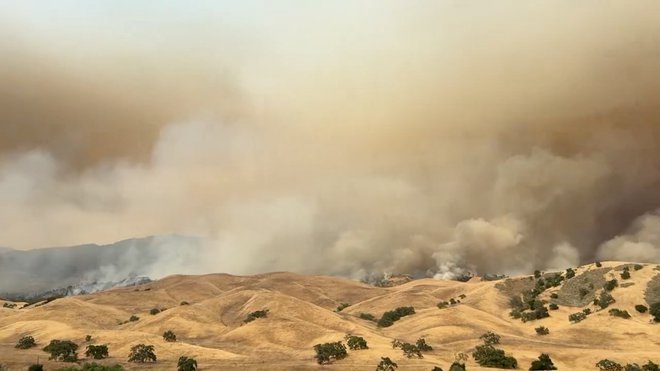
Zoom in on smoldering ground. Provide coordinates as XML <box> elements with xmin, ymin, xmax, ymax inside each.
<box><xmin>1</xmin><ymin>1</ymin><xmax>660</xmax><ymax>283</ymax></box>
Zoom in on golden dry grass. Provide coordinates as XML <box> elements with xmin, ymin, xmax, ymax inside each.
<box><xmin>0</xmin><ymin>262</ymin><xmax>658</xmax><ymax>370</ymax></box>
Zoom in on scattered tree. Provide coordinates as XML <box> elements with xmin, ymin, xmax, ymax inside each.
<box><xmin>642</xmin><ymin>361</ymin><xmax>659</xmax><ymax>371</ymax></box>
<box><xmin>549</xmin><ymin>303</ymin><xmax>559</xmax><ymax>310</ymax></box>
<box><xmin>85</xmin><ymin>344</ymin><xmax>109</xmax><ymax>359</ymax></box>
<box><xmin>85</xmin><ymin>335</ymin><xmax>92</xmax><ymax>342</ymax></box>
<box><xmin>480</xmin><ymin>331</ymin><xmax>501</xmax><ymax>345</ymax></box>
<box><xmin>550</xmin><ymin>293</ymin><xmax>558</xmax><ymax>299</ymax></box>
<box><xmin>163</xmin><ymin>330</ymin><xmax>177</xmax><ymax>342</ymax></box>
<box><xmin>621</xmin><ymin>270</ymin><xmax>631</xmax><ymax>280</ymax></box>
<box><xmin>401</xmin><ymin>342</ymin><xmax>423</xmax><ymax>358</ymax></box>
<box><xmin>43</xmin><ymin>340</ymin><xmax>79</xmax><ymax>362</ymax></box>
<box><xmin>345</xmin><ymin>335</ymin><xmax>368</xmax><ymax>350</ymax></box>
<box><xmin>604</xmin><ymin>279</ymin><xmax>618</xmax><ymax>292</ymax></box>
<box><xmin>635</xmin><ymin>304</ymin><xmax>648</xmax><ymax>313</ymax></box>
<box><xmin>336</xmin><ymin>303</ymin><xmax>350</xmax><ymax>312</ymax></box>
<box><xmin>16</xmin><ymin>335</ymin><xmax>36</xmax><ymax>349</ymax></box>
<box><xmin>377</xmin><ymin>306</ymin><xmax>415</xmax><ymax>327</ymax></box>
<box><xmin>569</xmin><ymin>312</ymin><xmax>587</xmax><ymax>323</ymax></box>
<box><xmin>596</xmin><ymin>359</ymin><xmax>623</xmax><ymax>371</ymax></box>
<box><xmin>534</xmin><ymin>270</ymin><xmax>542</xmax><ymax>278</ymax></box>
<box><xmin>529</xmin><ymin>353</ymin><xmax>557</xmax><ymax>370</ymax></box>
<box><xmin>177</xmin><ymin>356</ymin><xmax>198</xmax><ymax>371</ymax></box>
<box><xmin>596</xmin><ymin>261</ymin><xmax>602</xmax><ymax>267</ymax></box>
<box><xmin>535</xmin><ymin>326</ymin><xmax>549</xmax><ymax>335</ymax></box>
<box><xmin>650</xmin><ymin>302</ymin><xmax>660</xmax><ymax>322</ymax></box>
<box><xmin>180</xmin><ymin>301</ymin><xmax>190</xmax><ymax>306</ymax></box>
<box><xmin>150</xmin><ymin>308</ymin><xmax>161</xmax><ymax>315</ymax></box>
<box><xmin>633</xmin><ymin>264</ymin><xmax>644</xmax><ymax>271</ymax></box>
<box><xmin>127</xmin><ymin>344</ymin><xmax>157</xmax><ymax>363</ymax></box>
<box><xmin>415</xmin><ymin>338</ymin><xmax>433</xmax><ymax>352</ymax></box>
<box><xmin>609</xmin><ymin>308</ymin><xmax>631</xmax><ymax>319</ymax></box>
<box><xmin>597</xmin><ymin>291</ymin><xmax>615</xmax><ymax>309</ymax></box>
<box><xmin>565</xmin><ymin>268</ymin><xmax>576</xmax><ymax>279</ymax></box>
<box><xmin>129</xmin><ymin>315</ymin><xmax>139</xmax><ymax>322</ymax></box>
<box><xmin>313</xmin><ymin>342</ymin><xmax>347</xmax><ymax>364</ymax></box>
<box><xmin>376</xmin><ymin>357</ymin><xmax>398</xmax><ymax>371</ymax></box>
<box><xmin>472</xmin><ymin>344</ymin><xmax>518</xmax><ymax>369</ymax></box>
<box><xmin>360</xmin><ymin>312</ymin><xmax>377</xmax><ymax>322</ymax></box>
<box><xmin>244</xmin><ymin>309</ymin><xmax>269</xmax><ymax>323</ymax></box>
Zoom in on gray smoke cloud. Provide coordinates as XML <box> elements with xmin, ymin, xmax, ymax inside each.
<box><xmin>1</xmin><ymin>2</ymin><xmax>660</xmax><ymax>281</ymax></box>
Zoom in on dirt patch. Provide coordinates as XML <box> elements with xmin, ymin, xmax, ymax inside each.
<box><xmin>644</xmin><ymin>274</ymin><xmax>660</xmax><ymax>306</ymax></box>
<box><xmin>554</xmin><ymin>267</ymin><xmax>611</xmax><ymax>307</ymax></box>
<box><xmin>495</xmin><ymin>276</ymin><xmax>535</xmax><ymax>299</ymax></box>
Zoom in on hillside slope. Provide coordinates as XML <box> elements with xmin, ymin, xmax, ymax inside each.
<box><xmin>1</xmin><ymin>262</ymin><xmax>658</xmax><ymax>370</ymax></box>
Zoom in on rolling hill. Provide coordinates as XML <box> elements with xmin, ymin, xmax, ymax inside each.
<box><xmin>1</xmin><ymin>261</ymin><xmax>658</xmax><ymax>370</ymax></box>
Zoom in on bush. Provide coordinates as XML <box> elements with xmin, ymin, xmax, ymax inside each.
<box><xmin>642</xmin><ymin>361</ymin><xmax>659</xmax><ymax>371</ymax></box>
<box><xmin>480</xmin><ymin>331</ymin><xmax>501</xmax><ymax>345</ymax></box>
<box><xmin>529</xmin><ymin>353</ymin><xmax>557</xmax><ymax>370</ymax></box>
<box><xmin>3</xmin><ymin>302</ymin><xmax>17</xmax><ymax>309</ymax></box>
<box><xmin>596</xmin><ymin>261</ymin><xmax>602</xmax><ymax>267</ymax></box>
<box><xmin>415</xmin><ymin>338</ymin><xmax>432</xmax><ymax>352</ymax></box>
<box><xmin>376</xmin><ymin>357</ymin><xmax>398</xmax><ymax>371</ymax></box>
<box><xmin>43</xmin><ymin>340</ymin><xmax>78</xmax><ymax>362</ymax></box>
<box><xmin>85</xmin><ymin>344</ymin><xmax>109</xmax><ymax>359</ymax></box>
<box><xmin>180</xmin><ymin>301</ymin><xmax>190</xmax><ymax>306</ymax></box>
<box><xmin>400</xmin><ymin>342</ymin><xmax>422</xmax><ymax>358</ymax></box>
<box><xmin>569</xmin><ymin>312</ymin><xmax>587</xmax><ymax>323</ymax></box>
<box><xmin>597</xmin><ymin>291</ymin><xmax>615</xmax><ymax>309</ymax></box>
<box><xmin>163</xmin><ymin>330</ymin><xmax>177</xmax><ymax>342</ymax></box>
<box><xmin>127</xmin><ymin>344</ymin><xmax>157</xmax><ymax>363</ymax></box>
<box><xmin>621</xmin><ymin>270</ymin><xmax>631</xmax><ymax>279</ymax></box>
<box><xmin>377</xmin><ymin>306</ymin><xmax>415</xmax><ymax>327</ymax></box>
<box><xmin>28</xmin><ymin>365</ymin><xmax>43</xmax><ymax>371</ymax></box>
<box><xmin>566</xmin><ymin>268</ymin><xmax>576</xmax><ymax>279</ymax></box>
<box><xmin>345</xmin><ymin>335</ymin><xmax>368</xmax><ymax>350</ymax></box>
<box><xmin>650</xmin><ymin>302</ymin><xmax>660</xmax><ymax>322</ymax></box>
<box><xmin>549</xmin><ymin>303</ymin><xmax>559</xmax><ymax>310</ymax></box>
<box><xmin>583</xmin><ymin>308</ymin><xmax>592</xmax><ymax>315</ymax></box>
<box><xmin>129</xmin><ymin>315</ymin><xmax>139</xmax><ymax>322</ymax></box>
<box><xmin>597</xmin><ymin>359</ymin><xmax>623</xmax><ymax>371</ymax></box>
<box><xmin>58</xmin><ymin>363</ymin><xmax>124</xmax><ymax>371</ymax></box>
<box><xmin>550</xmin><ymin>293</ymin><xmax>558</xmax><ymax>299</ymax></box>
<box><xmin>604</xmin><ymin>279</ymin><xmax>618</xmax><ymax>292</ymax></box>
<box><xmin>336</xmin><ymin>303</ymin><xmax>350</xmax><ymax>312</ymax></box>
<box><xmin>472</xmin><ymin>344</ymin><xmax>518</xmax><ymax>369</ymax></box>
<box><xmin>534</xmin><ymin>270</ymin><xmax>541</xmax><ymax>278</ymax></box>
<box><xmin>149</xmin><ymin>308</ymin><xmax>161</xmax><ymax>315</ymax></box>
<box><xmin>449</xmin><ymin>363</ymin><xmax>467</xmax><ymax>371</ymax></box>
<box><xmin>313</xmin><ymin>342</ymin><xmax>347</xmax><ymax>364</ymax></box>
<box><xmin>85</xmin><ymin>335</ymin><xmax>92</xmax><ymax>342</ymax></box>
<box><xmin>433</xmin><ymin>367</ymin><xmax>444</xmax><ymax>371</ymax></box>
<box><xmin>438</xmin><ymin>301</ymin><xmax>449</xmax><ymax>309</ymax></box>
<box><xmin>16</xmin><ymin>335</ymin><xmax>36</xmax><ymax>349</ymax></box>
<box><xmin>535</xmin><ymin>326</ymin><xmax>549</xmax><ymax>335</ymax></box>
<box><xmin>177</xmin><ymin>356</ymin><xmax>198</xmax><ymax>371</ymax></box>
<box><xmin>635</xmin><ymin>304</ymin><xmax>648</xmax><ymax>313</ymax></box>
<box><xmin>634</xmin><ymin>264</ymin><xmax>643</xmax><ymax>271</ymax></box>
<box><xmin>244</xmin><ymin>309</ymin><xmax>269</xmax><ymax>323</ymax></box>
<box><xmin>359</xmin><ymin>312</ymin><xmax>376</xmax><ymax>322</ymax></box>
<box><xmin>609</xmin><ymin>308</ymin><xmax>631</xmax><ymax>319</ymax></box>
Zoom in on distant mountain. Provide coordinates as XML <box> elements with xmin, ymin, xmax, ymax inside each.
<box><xmin>0</xmin><ymin>235</ymin><xmax>203</xmax><ymax>298</ymax></box>
<box><xmin>0</xmin><ymin>246</ymin><xmax>13</xmax><ymax>255</ymax></box>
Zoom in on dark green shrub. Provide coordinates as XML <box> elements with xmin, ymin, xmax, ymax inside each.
<box><xmin>634</xmin><ymin>264</ymin><xmax>643</xmax><ymax>271</ymax></box>
<box><xmin>566</xmin><ymin>268</ymin><xmax>576</xmax><ymax>279</ymax></box>
<box><xmin>28</xmin><ymin>365</ymin><xmax>43</xmax><ymax>371</ymax></box>
<box><xmin>85</xmin><ymin>335</ymin><xmax>92</xmax><ymax>342</ymax></box>
<box><xmin>438</xmin><ymin>301</ymin><xmax>449</xmax><ymax>309</ymax></box>
<box><xmin>635</xmin><ymin>304</ymin><xmax>648</xmax><ymax>313</ymax></box>
<box><xmin>180</xmin><ymin>301</ymin><xmax>190</xmax><ymax>306</ymax></box>
<box><xmin>625</xmin><ymin>364</ymin><xmax>643</xmax><ymax>371</ymax></box>
<box><xmin>449</xmin><ymin>363</ymin><xmax>467</xmax><ymax>371</ymax></box>
<box><xmin>129</xmin><ymin>315</ymin><xmax>139</xmax><ymax>322</ymax></box>
<box><xmin>642</xmin><ymin>361</ymin><xmax>659</xmax><ymax>371</ymax></box>
<box><xmin>479</xmin><ymin>331</ymin><xmax>500</xmax><ymax>345</ymax></box>
<box><xmin>336</xmin><ymin>303</ymin><xmax>350</xmax><ymax>312</ymax></box>
<box><xmin>597</xmin><ymin>291</ymin><xmax>615</xmax><ymax>309</ymax></box>
<box><xmin>535</xmin><ymin>326</ymin><xmax>549</xmax><ymax>335</ymax></box>
<box><xmin>85</xmin><ymin>344</ymin><xmax>109</xmax><ymax>359</ymax></box>
<box><xmin>650</xmin><ymin>302</ymin><xmax>660</xmax><ymax>322</ymax></box>
<box><xmin>621</xmin><ymin>270</ymin><xmax>631</xmax><ymax>280</ymax></box>
<box><xmin>596</xmin><ymin>359</ymin><xmax>622</xmax><ymax>371</ymax></box>
<box><xmin>313</xmin><ymin>341</ymin><xmax>347</xmax><ymax>364</ymax></box>
<box><xmin>127</xmin><ymin>344</ymin><xmax>157</xmax><ymax>363</ymax></box>
<box><xmin>529</xmin><ymin>353</ymin><xmax>557</xmax><ymax>370</ymax></box>
<box><xmin>583</xmin><ymin>308</ymin><xmax>592</xmax><ymax>315</ymax></box>
<box><xmin>569</xmin><ymin>312</ymin><xmax>587</xmax><ymax>323</ymax></box>
<box><xmin>472</xmin><ymin>344</ymin><xmax>517</xmax><ymax>369</ymax></box>
<box><xmin>149</xmin><ymin>308</ymin><xmax>161</xmax><ymax>315</ymax></box>
<box><xmin>163</xmin><ymin>330</ymin><xmax>177</xmax><ymax>342</ymax></box>
<box><xmin>609</xmin><ymin>308</ymin><xmax>631</xmax><ymax>319</ymax></box>
<box><xmin>177</xmin><ymin>356</ymin><xmax>198</xmax><ymax>371</ymax></box>
<box><xmin>534</xmin><ymin>270</ymin><xmax>541</xmax><ymax>278</ymax></box>
<box><xmin>550</xmin><ymin>293</ymin><xmax>558</xmax><ymax>299</ymax></box>
<box><xmin>549</xmin><ymin>303</ymin><xmax>559</xmax><ymax>310</ymax></box>
<box><xmin>604</xmin><ymin>279</ymin><xmax>618</xmax><ymax>291</ymax></box>
<box><xmin>78</xmin><ymin>362</ymin><xmax>125</xmax><ymax>370</ymax></box>
<box><xmin>415</xmin><ymin>338</ymin><xmax>432</xmax><ymax>352</ymax></box>
<box><xmin>432</xmin><ymin>367</ymin><xmax>444</xmax><ymax>371</ymax></box>
<box><xmin>376</xmin><ymin>357</ymin><xmax>398</xmax><ymax>371</ymax></box>
<box><xmin>359</xmin><ymin>312</ymin><xmax>376</xmax><ymax>321</ymax></box>
<box><xmin>244</xmin><ymin>309</ymin><xmax>269</xmax><ymax>323</ymax></box>
<box><xmin>377</xmin><ymin>307</ymin><xmax>415</xmax><ymax>327</ymax></box>
<box><xmin>400</xmin><ymin>342</ymin><xmax>422</xmax><ymax>358</ymax></box>
<box><xmin>16</xmin><ymin>335</ymin><xmax>36</xmax><ymax>349</ymax></box>
<box><xmin>345</xmin><ymin>335</ymin><xmax>368</xmax><ymax>350</ymax></box>
<box><xmin>596</xmin><ymin>261</ymin><xmax>602</xmax><ymax>267</ymax></box>
<box><xmin>43</xmin><ymin>340</ymin><xmax>78</xmax><ymax>362</ymax></box>
<box><xmin>3</xmin><ymin>302</ymin><xmax>17</xmax><ymax>309</ymax></box>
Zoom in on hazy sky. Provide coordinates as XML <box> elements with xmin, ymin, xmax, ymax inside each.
<box><xmin>1</xmin><ymin>1</ymin><xmax>660</xmax><ymax>277</ymax></box>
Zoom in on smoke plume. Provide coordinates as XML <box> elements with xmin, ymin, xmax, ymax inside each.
<box><xmin>2</xmin><ymin>2</ymin><xmax>660</xmax><ymax>280</ymax></box>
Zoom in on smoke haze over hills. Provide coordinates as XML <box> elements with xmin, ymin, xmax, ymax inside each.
<box><xmin>1</xmin><ymin>1</ymin><xmax>660</xmax><ymax>281</ymax></box>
